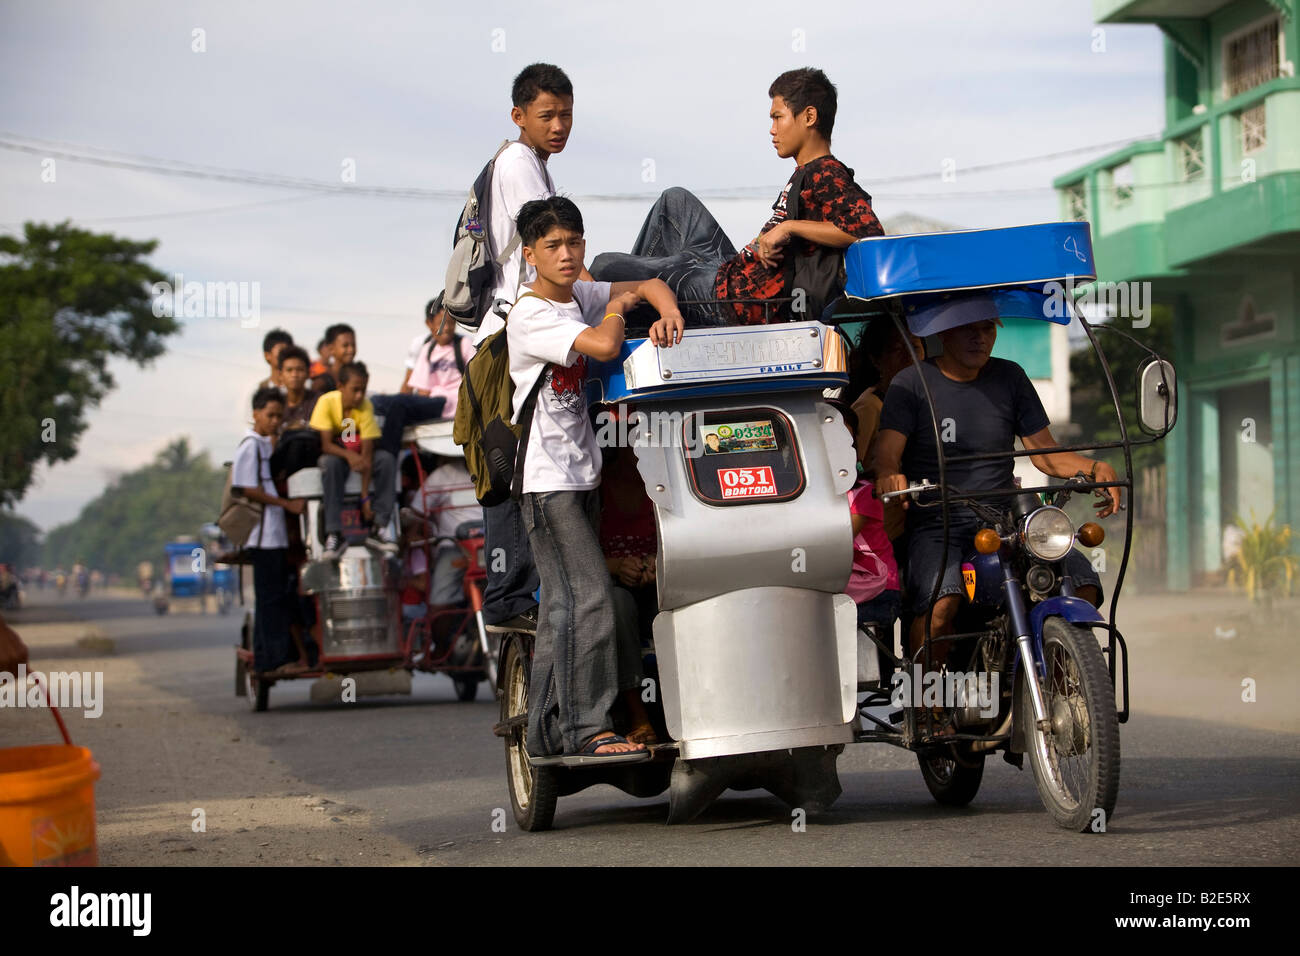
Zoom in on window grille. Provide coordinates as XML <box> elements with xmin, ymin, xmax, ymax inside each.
<box><xmin>1111</xmin><ymin>163</ymin><xmax>1134</xmax><ymax>206</ymax></box>
<box><xmin>1225</xmin><ymin>18</ymin><xmax>1280</xmax><ymax>99</ymax></box>
<box><xmin>1176</xmin><ymin>130</ymin><xmax>1205</xmax><ymax>180</ymax></box>
<box><xmin>1065</xmin><ymin>182</ymin><xmax>1087</xmax><ymax>221</ymax></box>
<box><xmin>1241</xmin><ymin>102</ymin><xmax>1267</xmax><ymax>154</ymax></box>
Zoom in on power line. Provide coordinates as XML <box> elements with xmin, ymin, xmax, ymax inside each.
<box><xmin>1</xmin><ymin>129</ymin><xmax>1168</xmax><ymax>208</ymax></box>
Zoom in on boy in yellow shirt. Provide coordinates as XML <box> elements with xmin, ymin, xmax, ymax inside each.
<box><xmin>309</xmin><ymin>361</ymin><xmax>397</xmax><ymax>558</ymax></box>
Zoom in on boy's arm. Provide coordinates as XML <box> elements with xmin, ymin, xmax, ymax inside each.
<box><xmin>608</xmin><ymin>279</ymin><xmax>684</xmax><ymax>346</ymax></box>
<box><xmin>238</xmin><ymin>485</ymin><xmax>305</xmax><ymax>514</ymax></box>
<box><xmin>572</xmin><ymin>313</ymin><xmax>626</xmax><ymax>363</ymax></box>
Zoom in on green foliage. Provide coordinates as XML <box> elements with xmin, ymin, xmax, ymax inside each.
<box><xmin>1068</xmin><ymin>304</ymin><xmax>1174</xmax><ymax>475</ymax></box>
<box><xmin>1225</xmin><ymin>512</ymin><xmax>1297</xmax><ymax>603</ymax></box>
<box><xmin>40</xmin><ymin>437</ymin><xmax>226</xmax><ymax>577</ymax></box>
<box><xmin>0</xmin><ymin>511</ymin><xmax>42</xmax><ymax>567</ymax></box>
<box><xmin>0</xmin><ymin>221</ymin><xmax>178</xmax><ymax>507</ymax></box>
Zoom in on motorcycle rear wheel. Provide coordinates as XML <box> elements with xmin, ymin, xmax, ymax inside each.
<box><xmin>1023</xmin><ymin>617</ymin><xmax>1119</xmax><ymax>831</ymax></box>
<box><xmin>918</xmin><ymin>748</ymin><xmax>985</xmax><ymax>806</ymax></box>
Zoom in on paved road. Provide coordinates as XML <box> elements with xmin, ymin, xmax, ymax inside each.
<box><xmin>6</xmin><ymin>593</ymin><xmax>1298</xmax><ymax>866</ymax></box>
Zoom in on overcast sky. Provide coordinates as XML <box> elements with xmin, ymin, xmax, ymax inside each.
<box><xmin>1</xmin><ymin>0</ymin><xmax>1165</xmax><ymax>533</ymax></box>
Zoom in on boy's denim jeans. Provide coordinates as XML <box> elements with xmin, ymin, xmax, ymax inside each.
<box><xmin>319</xmin><ymin>450</ymin><xmax>395</xmax><ymax>534</ymax></box>
<box><xmin>369</xmin><ymin>393</ymin><xmax>447</xmax><ymax>457</ymax></box>
<box><xmin>520</xmin><ymin>489</ymin><xmax>620</xmax><ymax>756</ymax></box>
<box><xmin>591</xmin><ymin>187</ymin><xmax>737</xmax><ymax>327</ymax></box>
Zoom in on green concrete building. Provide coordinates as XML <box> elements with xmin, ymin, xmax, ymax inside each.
<box><xmin>1055</xmin><ymin>0</ymin><xmax>1300</xmax><ymax>589</ymax></box>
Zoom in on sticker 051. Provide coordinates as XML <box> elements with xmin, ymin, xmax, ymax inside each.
<box><xmin>718</xmin><ymin>466</ymin><xmax>777</xmax><ymax>500</ymax></box>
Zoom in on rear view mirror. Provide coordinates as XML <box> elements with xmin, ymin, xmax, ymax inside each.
<box><xmin>1137</xmin><ymin>358</ymin><xmax>1176</xmax><ymax>435</ymax></box>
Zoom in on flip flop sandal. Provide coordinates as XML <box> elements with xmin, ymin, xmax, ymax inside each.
<box><xmin>561</xmin><ymin>733</ymin><xmax>650</xmax><ymax>767</ymax></box>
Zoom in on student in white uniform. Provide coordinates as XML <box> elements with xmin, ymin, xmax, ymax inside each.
<box><xmin>475</xmin><ymin>63</ymin><xmax>588</xmax><ymax>635</ymax></box>
<box><xmin>507</xmin><ymin>196</ymin><xmax>683</xmax><ymax>759</ymax></box>
<box><xmin>232</xmin><ymin>387</ymin><xmax>307</xmax><ymax>675</ymax></box>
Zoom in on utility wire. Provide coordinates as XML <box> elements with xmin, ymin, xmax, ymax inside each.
<box><xmin>0</xmin><ymin>129</ymin><xmax>1165</xmax><ymax>206</ymax></box>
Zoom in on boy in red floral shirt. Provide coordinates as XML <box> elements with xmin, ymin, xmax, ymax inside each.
<box><xmin>592</xmin><ymin>67</ymin><xmax>883</xmax><ymax>325</ymax></box>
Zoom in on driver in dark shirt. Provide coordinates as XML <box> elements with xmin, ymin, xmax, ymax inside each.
<box><xmin>875</xmin><ymin>296</ymin><xmax>1120</xmax><ymax>678</ymax></box>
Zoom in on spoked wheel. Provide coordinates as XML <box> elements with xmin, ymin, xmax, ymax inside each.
<box><xmin>245</xmin><ymin>667</ymin><xmax>269</xmax><ymax>712</ymax></box>
<box><xmin>1023</xmin><ymin>617</ymin><xmax>1119</xmax><ymax>831</ymax></box>
<box><xmin>501</xmin><ymin>638</ymin><xmax>557</xmax><ymax>832</ymax></box>
<box><xmin>918</xmin><ymin>748</ymin><xmax>985</xmax><ymax>806</ymax></box>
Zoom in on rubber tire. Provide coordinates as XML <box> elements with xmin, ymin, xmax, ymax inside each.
<box><xmin>245</xmin><ymin>667</ymin><xmax>269</xmax><ymax>712</ymax></box>
<box><xmin>235</xmin><ymin>654</ymin><xmax>247</xmax><ymax>697</ymax></box>
<box><xmin>155</xmin><ymin>603</ymin><xmax>168</xmax><ymax>615</ymax></box>
<box><xmin>453</xmin><ymin>676</ymin><xmax>479</xmax><ymax>702</ymax></box>
<box><xmin>501</xmin><ymin>638</ymin><xmax>557</xmax><ymax>832</ymax></box>
<box><xmin>918</xmin><ymin>749</ymin><xmax>986</xmax><ymax>807</ymax></box>
<box><xmin>1023</xmin><ymin>617</ymin><xmax>1120</xmax><ymax>832</ymax></box>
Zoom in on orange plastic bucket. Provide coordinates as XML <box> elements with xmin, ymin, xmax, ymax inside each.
<box><xmin>0</xmin><ymin>743</ymin><xmax>101</xmax><ymax>866</ymax></box>
<box><xmin>0</xmin><ymin>679</ymin><xmax>101</xmax><ymax>867</ymax></box>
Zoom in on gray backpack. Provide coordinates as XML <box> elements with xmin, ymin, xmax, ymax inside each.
<box><xmin>444</xmin><ymin>140</ymin><xmax>527</xmax><ymax>329</ymax></box>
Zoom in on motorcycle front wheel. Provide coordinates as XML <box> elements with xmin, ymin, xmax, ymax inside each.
<box><xmin>501</xmin><ymin>637</ymin><xmax>557</xmax><ymax>832</ymax></box>
<box><xmin>1023</xmin><ymin>617</ymin><xmax>1119</xmax><ymax>831</ymax></box>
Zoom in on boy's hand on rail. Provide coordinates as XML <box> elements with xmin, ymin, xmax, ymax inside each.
<box><xmin>649</xmin><ymin>310</ymin><xmax>684</xmax><ymax>347</ymax></box>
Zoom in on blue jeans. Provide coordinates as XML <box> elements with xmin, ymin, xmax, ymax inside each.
<box><xmin>481</xmin><ymin>497</ymin><xmax>540</xmax><ymax>625</ymax></box>
<box><xmin>319</xmin><ymin>450</ymin><xmax>396</xmax><ymax>534</ymax></box>
<box><xmin>520</xmin><ymin>490</ymin><xmax>620</xmax><ymax>756</ymax></box>
<box><xmin>369</xmin><ymin>393</ymin><xmax>447</xmax><ymax>457</ymax></box>
<box><xmin>591</xmin><ymin>187</ymin><xmax>736</xmax><ymax>327</ymax></box>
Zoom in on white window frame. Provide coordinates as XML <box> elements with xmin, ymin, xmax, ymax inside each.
<box><xmin>1221</xmin><ymin>14</ymin><xmax>1283</xmax><ymax>101</ymax></box>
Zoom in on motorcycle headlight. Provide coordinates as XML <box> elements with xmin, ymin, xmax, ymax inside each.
<box><xmin>1023</xmin><ymin>506</ymin><xmax>1076</xmax><ymax>561</ymax></box>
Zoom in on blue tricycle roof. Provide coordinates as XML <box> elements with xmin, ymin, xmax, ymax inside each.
<box><xmin>843</xmin><ymin>221</ymin><xmax>1096</xmax><ymax>329</ymax></box>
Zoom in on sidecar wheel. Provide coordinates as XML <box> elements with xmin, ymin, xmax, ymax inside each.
<box><xmin>501</xmin><ymin>637</ymin><xmax>557</xmax><ymax>831</ymax></box>
<box><xmin>1023</xmin><ymin>617</ymin><xmax>1119</xmax><ymax>831</ymax></box>
<box><xmin>918</xmin><ymin>749</ymin><xmax>985</xmax><ymax>806</ymax></box>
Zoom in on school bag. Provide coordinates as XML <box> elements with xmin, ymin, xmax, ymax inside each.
<box><xmin>420</xmin><ymin>333</ymin><xmax>467</xmax><ymax>374</ymax></box>
<box><xmin>782</xmin><ymin>165</ymin><xmax>870</xmax><ymax>322</ymax></box>
<box><xmin>452</xmin><ymin>293</ymin><xmax>546</xmax><ymax>505</ymax></box>
<box><xmin>217</xmin><ymin>436</ymin><xmax>266</xmax><ymax>547</ymax></box>
<box><xmin>443</xmin><ymin>140</ymin><xmax>529</xmax><ymax>329</ymax></box>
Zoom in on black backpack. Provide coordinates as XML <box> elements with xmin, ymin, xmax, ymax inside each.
<box><xmin>783</xmin><ymin>164</ymin><xmax>867</xmax><ymax>321</ymax></box>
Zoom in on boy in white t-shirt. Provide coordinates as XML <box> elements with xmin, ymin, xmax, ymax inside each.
<box><xmin>476</xmin><ymin>64</ymin><xmax>592</xmax><ymax>639</ymax></box>
<box><xmin>508</xmin><ymin>196</ymin><xmax>684</xmax><ymax>759</ymax></box>
<box><xmin>232</xmin><ymin>386</ymin><xmax>308</xmax><ymax>676</ymax></box>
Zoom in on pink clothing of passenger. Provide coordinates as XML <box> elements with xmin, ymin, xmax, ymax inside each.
<box><xmin>407</xmin><ymin>337</ymin><xmax>475</xmax><ymax>418</ymax></box>
<box><xmin>847</xmin><ymin>477</ymin><xmax>900</xmax><ymax>603</ymax></box>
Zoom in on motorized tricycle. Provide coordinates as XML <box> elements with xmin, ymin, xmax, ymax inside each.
<box><xmin>496</xmin><ymin>221</ymin><xmax>1176</xmax><ymax>831</ymax></box>
<box><xmin>234</xmin><ymin>420</ymin><xmax>494</xmax><ymax>711</ymax></box>
<box><xmin>153</xmin><ymin>537</ymin><xmax>207</xmax><ymax>615</ymax></box>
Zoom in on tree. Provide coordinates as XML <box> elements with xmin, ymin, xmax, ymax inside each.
<box><xmin>1069</xmin><ymin>304</ymin><xmax>1175</xmax><ymax>475</ymax></box>
<box><xmin>0</xmin><ymin>511</ymin><xmax>42</xmax><ymax>568</ymax></box>
<box><xmin>41</xmin><ymin>437</ymin><xmax>227</xmax><ymax>577</ymax></box>
<box><xmin>0</xmin><ymin>221</ymin><xmax>178</xmax><ymax>507</ymax></box>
